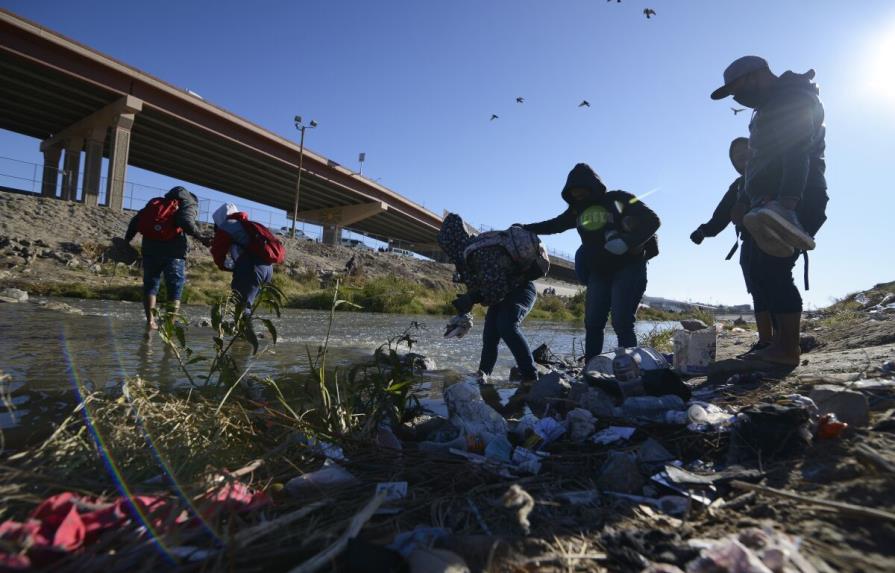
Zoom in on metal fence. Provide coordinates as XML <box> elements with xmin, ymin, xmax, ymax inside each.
<box><xmin>0</xmin><ymin>155</ymin><xmax>322</xmax><ymax>240</ymax></box>
<box><xmin>0</xmin><ymin>155</ymin><xmax>571</xmax><ymax>259</ymax></box>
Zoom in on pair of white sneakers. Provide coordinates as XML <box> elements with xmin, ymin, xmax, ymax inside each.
<box><xmin>743</xmin><ymin>201</ymin><xmax>815</xmax><ymax>257</ymax></box>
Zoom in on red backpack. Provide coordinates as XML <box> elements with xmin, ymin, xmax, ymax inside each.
<box><xmin>138</xmin><ymin>197</ymin><xmax>182</xmax><ymax>241</ymax></box>
<box><xmin>240</xmin><ymin>220</ymin><xmax>286</xmax><ymax>264</ymax></box>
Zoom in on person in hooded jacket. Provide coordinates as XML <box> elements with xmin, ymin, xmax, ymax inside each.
<box><xmin>122</xmin><ymin>186</ymin><xmax>209</xmax><ymax>329</ymax></box>
<box><xmin>210</xmin><ymin>203</ymin><xmax>274</xmax><ymax>312</ymax></box>
<box><xmin>522</xmin><ymin>164</ymin><xmax>661</xmax><ymax>361</ymax></box>
<box><xmin>437</xmin><ymin>213</ymin><xmax>539</xmax><ymax>388</ymax></box>
<box><xmin>690</xmin><ymin>137</ymin><xmax>774</xmax><ymax>356</ymax></box>
<box><xmin>710</xmin><ymin>56</ymin><xmax>827</xmax><ymax>368</ymax></box>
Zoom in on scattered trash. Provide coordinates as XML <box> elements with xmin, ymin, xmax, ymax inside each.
<box><xmin>592</xmin><ymin>426</ymin><xmax>637</xmax><ymax>445</ymax></box>
<box><xmin>483</xmin><ymin>435</ymin><xmax>513</xmax><ymax>462</ymax></box>
<box><xmin>565</xmin><ymin>408</ymin><xmax>596</xmax><ymax>442</ymax></box>
<box><xmin>525</xmin><ymin>372</ymin><xmax>570</xmax><ymax>416</ymax></box>
<box><xmin>673</xmin><ymin>326</ymin><xmax>718</xmax><ymax>375</ymax></box>
<box><xmin>637</xmin><ymin>438</ymin><xmax>676</xmax><ymax>467</ymax></box>
<box><xmin>528</xmin><ymin>416</ymin><xmax>566</xmax><ymax>449</ymax></box>
<box><xmin>616</xmin><ymin>395</ymin><xmax>687</xmax><ymax>424</ymax></box>
<box><xmin>606</xmin><ymin>492</ymin><xmax>691</xmax><ymax>516</ymax></box>
<box><xmin>388</xmin><ymin>526</ymin><xmax>450</xmax><ymax>558</ymax></box>
<box><xmin>444</xmin><ymin>381</ymin><xmax>508</xmax><ymax>447</ymax></box>
<box><xmin>407</xmin><ymin>547</ymin><xmax>471</xmax><ymax>573</ymax></box>
<box><xmin>286</xmin><ymin>460</ymin><xmax>358</xmax><ymax>497</ymax></box>
<box><xmin>816</xmin><ymin>413</ymin><xmax>848</xmax><ymax>439</ymax></box>
<box><xmin>376</xmin><ymin>424</ymin><xmax>402</xmax><ymax>450</ymax></box>
<box><xmin>726</xmin><ymin>371</ymin><xmax>764</xmax><ymax>385</ymax></box>
<box><xmin>577</xmin><ymin>387</ymin><xmax>618</xmax><ymax>418</ymax></box>
<box><xmin>651</xmin><ymin>468</ymin><xmax>716</xmax><ymax>506</ymax></box>
<box><xmin>729</xmin><ymin>403</ymin><xmax>812</xmax><ymax>462</ymax></box>
<box><xmin>554</xmin><ymin>490</ymin><xmax>600</xmax><ymax>505</ymax></box>
<box><xmin>512</xmin><ymin>447</ymin><xmax>546</xmax><ymax>475</ymax></box>
<box><xmin>854</xmin><ymin>292</ymin><xmax>870</xmax><ymax>307</ymax></box>
<box><xmin>374</xmin><ymin>481</ymin><xmax>409</xmax><ymax>515</ymax></box>
<box><xmin>598</xmin><ymin>451</ymin><xmax>645</xmax><ymax>494</ymax></box>
<box><xmin>501</xmin><ymin>484</ymin><xmax>535</xmax><ymax>534</ymax></box>
<box><xmin>686</xmin><ymin>527</ymin><xmax>823</xmax><ymax>573</ymax></box>
<box><xmin>686</xmin><ymin>402</ymin><xmax>735</xmax><ymax>431</ymax></box>
<box><xmin>444</xmin><ymin>313</ymin><xmax>473</xmax><ymax>339</ymax></box>
<box><xmin>295</xmin><ymin>434</ymin><xmax>347</xmax><ymax>462</ymax></box>
<box><xmin>882</xmin><ymin>360</ymin><xmax>895</xmax><ymax>374</ymax></box>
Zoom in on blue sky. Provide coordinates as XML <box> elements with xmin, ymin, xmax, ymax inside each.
<box><xmin>2</xmin><ymin>0</ymin><xmax>893</xmax><ymax>307</ymax></box>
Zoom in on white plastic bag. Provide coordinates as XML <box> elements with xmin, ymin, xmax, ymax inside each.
<box><xmin>443</xmin><ymin>380</ymin><xmax>508</xmax><ymax>446</ymax></box>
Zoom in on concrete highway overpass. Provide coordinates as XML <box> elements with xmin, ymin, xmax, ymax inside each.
<box><xmin>0</xmin><ymin>9</ymin><xmax>576</xmax><ymax>281</ymax></box>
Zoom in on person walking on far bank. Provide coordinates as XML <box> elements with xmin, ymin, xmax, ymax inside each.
<box><xmin>710</xmin><ymin>56</ymin><xmax>828</xmax><ymax>369</ymax></box>
<box><xmin>522</xmin><ymin>164</ymin><xmax>661</xmax><ymax>361</ymax></box>
<box><xmin>122</xmin><ymin>186</ymin><xmax>209</xmax><ymax>329</ymax></box>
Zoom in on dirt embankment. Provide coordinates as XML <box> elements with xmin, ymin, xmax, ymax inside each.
<box><xmin>0</xmin><ymin>191</ymin><xmax>458</xmax><ymax>295</ymax></box>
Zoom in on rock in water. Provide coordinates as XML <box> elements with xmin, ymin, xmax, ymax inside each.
<box><xmin>0</xmin><ymin>288</ymin><xmax>28</xmax><ymax>303</ymax></box>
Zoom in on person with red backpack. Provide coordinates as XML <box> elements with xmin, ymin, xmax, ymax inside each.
<box><xmin>210</xmin><ymin>203</ymin><xmax>284</xmax><ymax>313</ymax></box>
<box><xmin>122</xmin><ymin>186</ymin><xmax>210</xmax><ymax>329</ymax></box>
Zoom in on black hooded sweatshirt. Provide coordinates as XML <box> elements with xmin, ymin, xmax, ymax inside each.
<box><xmin>125</xmin><ymin>186</ymin><xmax>203</xmax><ymax>259</ymax></box>
<box><xmin>523</xmin><ymin>163</ymin><xmax>660</xmax><ymax>273</ymax></box>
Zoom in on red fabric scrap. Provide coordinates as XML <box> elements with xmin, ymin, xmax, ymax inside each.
<box><xmin>0</xmin><ymin>481</ymin><xmax>270</xmax><ymax>570</ymax></box>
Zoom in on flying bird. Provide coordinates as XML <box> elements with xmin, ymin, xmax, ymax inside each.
<box><xmin>578</xmin><ymin>100</ymin><xmax>590</xmax><ymax>108</ymax></box>
<box><xmin>643</xmin><ymin>8</ymin><xmax>656</xmax><ymax>19</ymax></box>
<box><xmin>731</xmin><ymin>107</ymin><xmax>746</xmax><ymax>115</ymax></box>
<box><xmin>490</xmin><ymin>114</ymin><xmax>499</xmax><ymax>121</ymax></box>
<box><xmin>516</xmin><ymin>97</ymin><xmax>524</xmax><ymax>103</ymax></box>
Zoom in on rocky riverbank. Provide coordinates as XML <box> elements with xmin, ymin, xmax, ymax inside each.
<box><xmin>1</xmin><ymin>278</ymin><xmax>893</xmax><ymax>571</ymax></box>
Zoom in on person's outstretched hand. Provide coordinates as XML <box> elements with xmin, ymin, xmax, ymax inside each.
<box><xmin>452</xmin><ymin>293</ymin><xmax>474</xmax><ymax>315</ymax></box>
<box><xmin>690</xmin><ymin>228</ymin><xmax>705</xmax><ymax>245</ymax></box>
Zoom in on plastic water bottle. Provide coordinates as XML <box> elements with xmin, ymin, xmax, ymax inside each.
<box><xmin>612</xmin><ymin>347</ymin><xmax>642</xmax><ymax>382</ymax></box>
<box><xmin>616</xmin><ymin>395</ymin><xmax>686</xmax><ymax>423</ymax></box>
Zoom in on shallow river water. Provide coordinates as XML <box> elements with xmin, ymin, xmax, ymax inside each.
<box><xmin>0</xmin><ymin>298</ymin><xmax>675</xmax><ymax>392</ymax></box>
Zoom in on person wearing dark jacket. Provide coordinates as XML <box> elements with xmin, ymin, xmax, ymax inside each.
<box><xmin>123</xmin><ymin>186</ymin><xmax>208</xmax><ymax>329</ymax></box>
<box><xmin>523</xmin><ymin>164</ymin><xmax>661</xmax><ymax>360</ymax></box>
<box><xmin>437</xmin><ymin>213</ymin><xmax>539</xmax><ymax>387</ymax></box>
<box><xmin>690</xmin><ymin>137</ymin><xmax>773</xmax><ymax>355</ymax></box>
<box><xmin>711</xmin><ymin>56</ymin><xmax>828</xmax><ymax>368</ymax></box>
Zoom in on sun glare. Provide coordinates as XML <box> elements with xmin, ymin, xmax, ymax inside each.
<box><xmin>864</xmin><ymin>21</ymin><xmax>895</xmax><ymax>105</ymax></box>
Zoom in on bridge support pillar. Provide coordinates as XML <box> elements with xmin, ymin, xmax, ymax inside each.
<box><xmin>40</xmin><ymin>146</ymin><xmax>62</xmax><ymax>198</ymax></box>
<box><xmin>105</xmin><ymin>113</ymin><xmax>135</xmax><ymax>210</ymax></box>
<box><xmin>294</xmin><ymin>201</ymin><xmax>387</xmax><ymax>246</ymax></box>
<box><xmin>322</xmin><ymin>225</ymin><xmax>343</xmax><ymax>246</ymax></box>
<box><xmin>82</xmin><ymin>127</ymin><xmax>106</xmax><ymax>207</ymax></box>
<box><xmin>60</xmin><ymin>137</ymin><xmax>83</xmax><ymax>201</ymax></box>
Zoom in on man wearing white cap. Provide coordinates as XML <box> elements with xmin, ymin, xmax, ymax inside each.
<box><xmin>710</xmin><ymin>56</ymin><xmax>828</xmax><ymax>368</ymax></box>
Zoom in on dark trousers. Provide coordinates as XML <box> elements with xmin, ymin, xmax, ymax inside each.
<box><xmin>232</xmin><ymin>255</ymin><xmax>273</xmax><ymax>311</ymax></box>
<box><xmin>743</xmin><ymin>235</ymin><xmax>802</xmax><ymax>314</ymax></box>
<box><xmin>584</xmin><ymin>259</ymin><xmax>648</xmax><ymax>360</ymax></box>
<box><xmin>478</xmin><ymin>282</ymin><xmax>538</xmax><ymax>380</ymax></box>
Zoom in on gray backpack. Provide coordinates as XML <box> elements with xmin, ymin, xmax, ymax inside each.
<box><xmin>463</xmin><ymin>226</ymin><xmax>551</xmax><ymax>280</ymax></box>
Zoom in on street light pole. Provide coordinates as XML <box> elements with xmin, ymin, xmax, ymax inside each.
<box><xmin>290</xmin><ymin>115</ymin><xmax>317</xmax><ymax>239</ymax></box>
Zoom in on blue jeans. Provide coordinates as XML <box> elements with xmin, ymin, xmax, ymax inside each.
<box><xmin>584</xmin><ymin>259</ymin><xmax>648</xmax><ymax>360</ymax></box>
<box><xmin>142</xmin><ymin>255</ymin><xmax>186</xmax><ymax>300</ymax></box>
<box><xmin>231</xmin><ymin>255</ymin><xmax>273</xmax><ymax>311</ymax></box>
<box><xmin>478</xmin><ymin>282</ymin><xmax>538</xmax><ymax>380</ymax></box>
